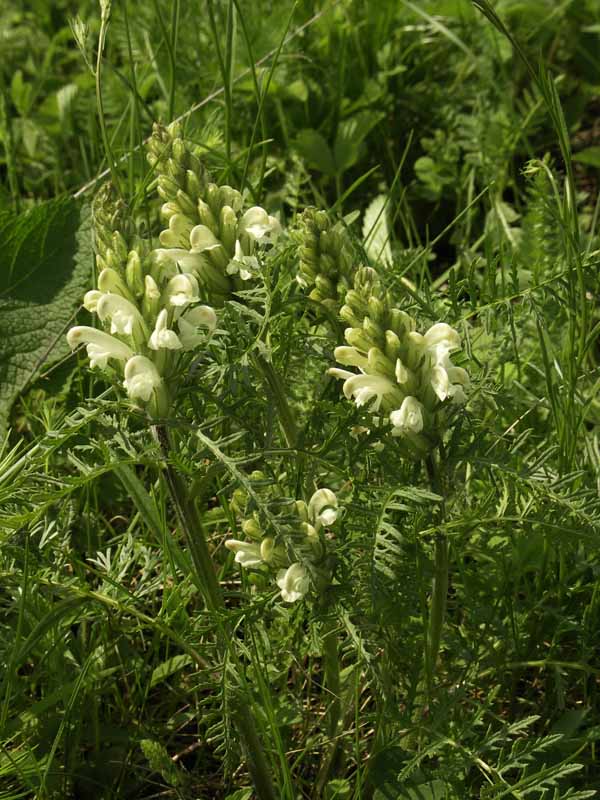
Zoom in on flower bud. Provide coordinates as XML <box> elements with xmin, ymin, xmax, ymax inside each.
<box><xmin>125</xmin><ymin>250</ymin><xmax>145</xmax><ymax>298</ymax></box>
<box><xmin>97</xmin><ymin>268</ymin><xmax>135</xmax><ymax>302</ymax></box>
<box><xmin>142</xmin><ymin>275</ymin><xmax>161</xmax><ymax>320</ymax></box>
<box><xmin>197</xmin><ymin>199</ymin><xmax>218</xmax><ymax>233</ymax></box>
<box><xmin>219</xmin><ymin>206</ymin><xmax>238</xmax><ymax>255</ymax></box>
<box><xmin>242</xmin><ymin>518</ymin><xmax>263</xmax><ymax>540</ymax></box>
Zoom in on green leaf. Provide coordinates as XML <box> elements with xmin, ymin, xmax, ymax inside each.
<box><xmin>572</xmin><ymin>146</ymin><xmax>600</xmax><ymax>168</ymax></box>
<box><xmin>0</xmin><ymin>198</ymin><xmax>92</xmax><ymax>439</ymax></box>
<box><xmin>333</xmin><ymin>111</ymin><xmax>384</xmax><ymax>174</ymax></box>
<box><xmin>295</xmin><ymin>129</ymin><xmax>337</xmax><ymax>176</ymax></box>
<box><xmin>150</xmin><ymin>654</ymin><xmax>193</xmax><ymax>687</ymax></box>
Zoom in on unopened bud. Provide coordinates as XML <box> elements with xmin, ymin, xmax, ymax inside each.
<box><xmin>126</xmin><ymin>250</ymin><xmax>145</xmax><ymax>297</ymax></box>
<box><xmin>242</xmin><ymin>518</ymin><xmax>262</xmax><ymax>540</ymax></box>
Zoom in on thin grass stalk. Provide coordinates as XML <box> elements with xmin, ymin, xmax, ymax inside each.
<box><xmin>95</xmin><ymin>3</ymin><xmax>122</xmax><ymax>196</ymax></box>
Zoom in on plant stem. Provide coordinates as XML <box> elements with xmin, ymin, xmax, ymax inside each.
<box><xmin>232</xmin><ymin>696</ymin><xmax>279</xmax><ymax>800</ymax></box>
<box><xmin>152</xmin><ymin>423</ymin><xmax>278</xmax><ymax>800</ymax></box>
<box><xmin>316</xmin><ymin>612</ymin><xmax>342</xmax><ymax>795</ymax></box>
<box><xmin>153</xmin><ymin>424</ymin><xmax>222</xmax><ymax>611</ymax></box>
<box><xmin>253</xmin><ymin>354</ymin><xmax>299</xmax><ymax>449</ymax></box>
<box><xmin>424</xmin><ymin>453</ymin><xmax>449</xmax><ymax>701</ymax></box>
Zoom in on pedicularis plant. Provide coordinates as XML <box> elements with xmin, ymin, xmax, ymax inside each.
<box><xmin>65</xmin><ymin>121</ymin><xmax>472</xmax><ymax>797</ymax></box>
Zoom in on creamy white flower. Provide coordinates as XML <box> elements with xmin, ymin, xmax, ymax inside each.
<box><xmin>395</xmin><ymin>358</ymin><xmax>409</xmax><ymax>384</ymax></box>
<box><xmin>239</xmin><ymin>206</ymin><xmax>281</xmax><ymax>241</ymax></box>
<box><xmin>329</xmin><ymin>370</ymin><xmax>396</xmax><ymax>412</ymax></box>
<box><xmin>225</xmin><ymin>538</ymin><xmax>262</xmax><ymax>567</ymax></box>
<box><xmin>97</xmin><ymin>268</ymin><xmax>131</xmax><ymax>297</ymax></box>
<box><xmin>189</xmin><ymin>225</ymin><xmax>224</xmax><ymax>253</ymax></box>
<box><xmin>334</xmin><ymin>346</ymin><xmax>370</xmax><ymax>369</ymax></box>
<box><xmin>390</xmin><ymin>396</ymin><xmax>424</xmax><ymax>436</ymax></box>
<box><xmin>67</xmin><ymin>326</ymin><xmax>135</xmax><ymax>369</ymax></box>
<box><xmin>164</xmin><ymin>273</ymin><xmax>200</xmax><ymax>307</ymax></box>
<box><xmin>178</xmin><ymin>305</ymin><xmax>217</xmax><ymax>350</ymax></box>
<box><xmin>83</xmin><ymin>290</ymin><xmax>102</xmax><ymax>313</ymax></box>
<box><xmin>423</xmin><ymin>322</ymin><xmax>461</xmax><ymax>352</ymax></box>
<box><xmin>159</xmin><ymin>214</ymin><xmax>194</xmax><ymax>248</ymax></box>
<box><xmin>308</xmin><ymin>488</ymin><xmax>339</xmax><ymax>528</ymax></box>
<box><xmin>226</xmin><ymin>239</ymin><xmax>259</xmax><ymax>280</ymax></box>
<box><xmin>429</xmin><ymin>347</ymin><xmax>469</xmax><ymax>404</ymax></box>
<box><xmin>276</xmin><ymin>562</ymin><xmax>309</xmax><ymax>603</ymax></box>
<box><xmin>123</xmin><ymin>356</ymin><xmax>162</xmax><ymax>402</ymax></box>
<box><xmin>148</xmin><ymin>309</ymin><xmax>182</xmax><ymax>351</ymax></box>
<box><xmin>96</xmin><ymin>294</ymin><xmax>144</xmax><ymax>337</ymax></box>
<box><xmin>153</xmin><ymin>248</ymin><xmax>204</xmax><ymax>276</ymax></box>
<box><xmin>430</xmin><ymin>364</ymin><xmax>450</xmax><ymax>402</ymax></box>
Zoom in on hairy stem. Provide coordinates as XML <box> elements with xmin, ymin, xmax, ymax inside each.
<box><xmin>425</xmin><ymin>453</ymin><xmax>449</xmax><ymax>700</ymax></box>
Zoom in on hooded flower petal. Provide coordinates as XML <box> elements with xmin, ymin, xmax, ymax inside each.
<box><xmin>96</xmin><ymin>294</ymin><xmax>145</xmax><ymax>337</ymax></box>
<box><xmin>178</xmin><ymin>305</ymin><xmax>217</xmax><ymax>350</ymax></box>
<box><xmin>225</xmin><ymin>539</ymin><xmax>263</xmax><ymax>567</ymax></box>
<box><xmin>148</xmin><ymin>309</ymin><xmax>183</xmax><ymax>351</ymax></box>
<box><xmin>66</xmin><ymin>326</ymin><xmax>134</xmax><ymax>369</ymax></box>
<box><xmin>239</xmin><ymin>206</ymin><xmax>281</xmax><ymax>241</ymax></box>
<box><xmin>334</xmin><ymin>346</ymin><xmax>370</xmax><ymax>369</ymax></box>
<box><xmin>423</xmin><ymin>323</ymin><xmax>460</xmax><ymax>352</ymax></box>
<box><xmin>123</xmin><ymin>356</ymin><xmax>162</xmax><ymax>402</ymax></box>
<box><xmin>390</xmin><ymin>396</ymin><xmax>424</xmax><ymax>436</ymax></box>
<box><xmin>308</xmin><ymin>488</ymin><xmax>339</xmax><ymax>528</ymax></box>
<box><xmin>164</xmin><ymin>273</ymin><xmax>200</xmax><ymax>308</ymax></box>
<box><xmin>276</xmin><ymin>562</ymin><xmax>309</xmax><ymax>603</ymax></box>
<box><xmin>226</xmin><ymin>239</ymin><xmax>259</xmax><ymax>280</ymax></box>
<box><xmin>189</xmin><ymin>225</ymin><xmax>223</xmax><ymax>253</ymax></box>
<box><xmin>342</xmin><ymin>373</ymin><xmax>397</xmax><ymax>412</ymax></box>
<box><xmin>83</xmin><ymin>290</ymin><xmax>102</xmax><ymax>313</ymax></box>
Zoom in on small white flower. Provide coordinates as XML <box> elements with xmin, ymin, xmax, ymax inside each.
<box><xmin>189</xmin><ymin>224</ymin><xmax>224</xmax><ymax>254</ymax></box>
<box><xmin>123</xmin><ymin>356</ymin><xmax>162</xmax><ymax>402</ymax></box>
<box><xmin>423</xmin><ymin>323</ymin><xmax>461</xmax><ymax>352</ymax></box>
<box><xmin>66</xmin><ymin>326</ymin><xmax>134</xmax><ymax>369</ymax></box>
<box><xmin>96</xmin><ymin>294</ymin><xmax>144</xmax><ymax>337</ymax></box>
<box><xmin>308</xmin><ymin>488</ymin><xmax>339</xmax><ymax>528</ymax></box>
<box><xmin>148</xmin><ymin>309</ymin><xmax>183</xmax><ymax>351</ymax></box>
<box><xmin>430</xmin><ymin>364</ymin><xmax>450</xmax><ymax>402</ymax></box>
<box><xmin>83</xmin><ymin>290</ymin><xmax>102</xmax><ymax>313</ymax></box>
<box><xmin>239</xmin><ymin>206</ymin><xmax>281</xmax><ymax>241</ymax></box>
<box><xmin>178</xmin><ymin>305</ymin><xmax>217</xmax><ymax>350</ymax></box>
<box><xmin>164</xmin><ymin>273</ymin><xmax>200</xmax><ymax>308</ymax></box>
<box><xmin>225</xmin><ymin>538</ymin><xmax>263</xmax><ymax>567</ymax></box>
<box><xmin>390</xmin><ymin>396</ymin><xmax>424</xmax><ymax>436</ymax></box>
<box><xmin>226</xmin><ymin>240</ymin><xmax>259</xmax><ymax>281</ymax></box>
<box><xmin>153</xmin><ymin>248</ymin><xmax>204</xmax><ymax>276</ymax></box>
<box><xmin>276</xmin><ymin>562</ymin><xmax>309</xmax><ymax>603</ymax></box>
<box><xmin>159</xmin><ymin>214</ymin><xmax>194</xmax><ymax>248</ymax></box>
<box><xmin>330</xmin><ymin>370</ymin><xmax>397</xmax><ymax>412</ymax></box>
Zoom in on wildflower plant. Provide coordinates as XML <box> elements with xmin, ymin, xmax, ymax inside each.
<box><xmin>325</xmin><ymin>266</ymin><xmax>470</xmax><ymax>458</ymax></box>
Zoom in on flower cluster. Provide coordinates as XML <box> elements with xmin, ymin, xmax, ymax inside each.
<box><xmin>147</xmin><ymin>123</ymin><xmax>281</xmax><ymax>305</ymax></box>
<box><xmin>329</xmin><ymin>268</ymin><xmax>469</xmax><ymax>457</ymax></box>
<box><xmin>67</xmin><ymin>190</ymin><xmax>217</xmax><ymax>416</ymax></box>
<box><xmin>294</xmin><ymin>208</ymin><xmax>358</xmax><ymax>315</ymax></box>
<box><xmin>226</xmin><ymin>484</ymin><xmax>340</xmax><ymax>603</ymax></box>
<box><xmin>67</xmin><ymin>125</ymin><xmax>283</xmax><ymax>416</ymax></box>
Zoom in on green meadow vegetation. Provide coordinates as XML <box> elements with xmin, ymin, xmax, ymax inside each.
<box><xmin>2</xmin><ymin>0</ymin><xmax>600</xmax><ymax>797</ymax></box>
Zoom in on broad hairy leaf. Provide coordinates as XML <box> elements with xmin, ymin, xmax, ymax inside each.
<box><xmin>0</xmin><ymin>197</ymin><xmax>91</xmax><ymax>438</ymax></box>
